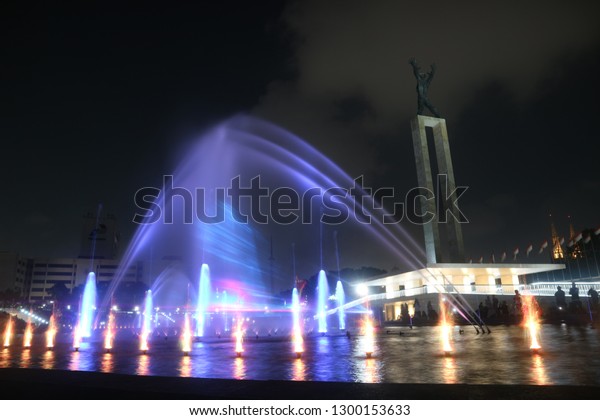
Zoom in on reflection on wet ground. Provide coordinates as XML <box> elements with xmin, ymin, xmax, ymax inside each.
<box><xmin>1</xmin><ymin>325</ymin><xmax>599</xmax><ymax>385</ymax></box>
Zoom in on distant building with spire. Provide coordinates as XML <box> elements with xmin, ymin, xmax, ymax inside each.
<box><xmin>528</xmin><ymin>220</ymin><xmax>600</xmax><ymax>283</ymax></box>
<box><xmin>551</xmin><ymin>222</ymin><xmax>564</xmax><ymax>260</ymax></box>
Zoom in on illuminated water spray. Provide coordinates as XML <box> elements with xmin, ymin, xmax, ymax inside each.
<box><xmin>104</xmin><ymin>311</ymin><xmax>115</xmax><ymax>352</ymax></box>
<box><xmin>140</xmin><ymin>290</ymin><xmax>153</xmax><ymax>354</ymax></box>
<box><xmin>316</xmin><ymin>270</ymin><xmax>329</xmax><ymax>333</ymax></box>
<box><xmin>439</xmin><ymin>298</ymin><xmax>453</xmax><ymax>355</ymax></box>
<box><xmin>79</xmin><ymin>272</ymin><xmax>97</xmax><ymax>338</ymax></box>
<box><xmin>73</xmin><ymin>324</ymin><xmax>82</xmax><ymax>351</ymax></box>
<box><xmin>196</xmin><ymin>264</ymin><xmax>211</xmax><ymax>337</ymax></box>
<box><xmin>363</xmin><ymin>315</ymin><xmax>375</xmax><ymax>358</ymax></box>
<box><xmin>234</xmin><ymin>318</ymin><xmax>244</xmax><ymax>357</ymax></box>
<box><xmin>291</xmin><ymin>287</ymin><xmax>304</xmax><ymax>358</ymax></box>
<box><xmin>181</xmin><ymin>313</ymin><xmax>192</xmax><ymax>356</ymax></box>
<box><xmin>23</xmin><ymin>321</ymin><xmax>33</xmax><ymax>348</ymax></box>
<box><xmin>46</xmin><ymin>314</ymin><xmax>57</xmax><ymax>349</ymax></box>
<box><xmin>335</xmin><ymin>281</ymin><xmax>346</xmax><ymax>330</ymax></box>
<box><xmin>522</xmin><ymin>295</ymin><xmax>541</xmax><ymax>352</ymax></box>
<box><xmin>222</xmin><ymin>290</ymin><xmax>229</xmax><ymax>332</ymax></box>
<box><xmin>333</xmin><ymin>231</ymin><xmax>346</xmax><ymax>331</ymax></box>
<box><xmin>3</xmin><ymin>315</ymin><xmax>12</xmax><ymax>347</ymax></box>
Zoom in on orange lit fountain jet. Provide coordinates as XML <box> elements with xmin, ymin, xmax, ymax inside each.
<box><xmin>291</xmin><ymin>287</ymin><xmax>303</xmax><ymax>358</ymax></box>
<box><xmin>46</xmin><ymin>315</ymin><xmax>57</xmax><ymax>349</ymax></box>
<box><xmin>439</xmin><ymin>298</ymin><xmax>453</xmax><ymax>356</ymax></box>
<box><xmin>181</xmin><ymin>313</ymin><xmax>192</xmax><ymax>356</ymax></box>
<box><xmin>104</xmin><ymin>312</ymin><xmax>115</xmax><ymax>353</ymax></box>
<box><xmin>3</xmin><ymin>316</ymin><xmax>12</xmax><ymax>347</ymax></box>
<box><xmin>23</xmin><ymin>321</ymin><xmax>33</xmax><ymax>348</ymax></box>
<box><xmin>140</xmin><ymin>331</ymin><xmax>149</xmax><ymax>355</ymax></box>
<box><xmin>73</xmin><ymin>324</ymin><xmax>82</xmax><ymax>351</ymax></box>
<box><xmin>364</xmin><ymin>316</ymin><xmax>375</xmax><ymax>358</ymax></box>
<box><xmin>522</xmin><ymin>295</ymin><xmax>541</xmax><ymax>352</ymax></box>
<box><xmin>234</xmin><ymin>318</ymin><xmax>244</xmax><ymax>357</ymax></box>
<box><xmin>292</xmin><ymin>324</ymin><xmax>304</xmax><ymax>359</ymax></box>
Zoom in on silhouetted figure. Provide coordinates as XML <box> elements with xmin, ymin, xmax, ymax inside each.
<box><xmin>555</xmin><ymin>286</ymin><xmax>567</xmax><ymax>308</ymax></box>
<box><xmin>481</xmin><ymin>300</ymin><xmax>489</xmax><ymax>319</ymax></box>
<box><xmin>491</xmin><ymin>295</ymin><xmax>499</xmax><ymax>318</ymax></box>
<box><xmin>409</xmin><ymin>58</ymin><xmax>441</xmax><ymax>117</ymax></box>
<box><xmin>587</xmin><ymin>287</ymin><xmax>599</xmax><ymax>308</ymax></box>
<box><xmin>500</xmin><ymin>301</ymin><xmax>509</xmax><ymax>317</ymax></box>
<box><xmin>513</xmin><ymin>290</ymin><xmax>523</xmax><ymax>315</ymax></box>
<box><xmin>569</xmin><ymin>282</ymin><xmax>583</xmax><ymax>312</ymax></box>
<box><xmin>401</xmin><ymin>302</ymin><xmax>410</xmax><ymax>321</ymax></box>
<box><xmin>414</xmin><ymin>298</ymin><xmax>421</xmax><ymax>318</ymax></box>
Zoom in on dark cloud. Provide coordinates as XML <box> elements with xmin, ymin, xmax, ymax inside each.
<box><xmin>253</xmin><ymin>0</ymin><xmax>600</xmax><ymax>264</ymax></box>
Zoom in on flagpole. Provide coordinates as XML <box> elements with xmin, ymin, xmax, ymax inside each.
<box><xmin>583</xmin><ymin>234</ymin><xmax>592</xmax><ymax>280</ymax></box>
<box><xmin>592</xmin><ymin>233</ymin><xmax>600</xmax><ymax>279</ymax></box>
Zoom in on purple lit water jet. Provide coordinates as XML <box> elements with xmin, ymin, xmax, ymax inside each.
<box><xmin>196</xmin><ymin>264</ymin><xmax>211</xmax><ymax>337</ymax></box>
<box><xmin>100</xmin><ymin>116</ymin><xmax>426</xmax><ymax>319</ymax></box>
<box><xmin>335</xmin><ymin>280</ymin><xmax>346</xmax><ymax>330</ymax></box>
<box><xmin>79</xmin><ymin>272</ymin><xmax>97</xmax><ymax>338</ymax></box>
<box><xmin>140</xmin><ymin>290</ymin><xmax>153</xmax><ymax>353</ymax></box>
<box><xmin>292</xmin><ymin>287</ymin><xmax>303</xmax><ymax>356</ymax></box>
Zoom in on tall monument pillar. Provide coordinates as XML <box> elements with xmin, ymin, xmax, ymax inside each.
<box><xmin>411</xmin><ymin>115</ymin><xmax>465</xmax><ymax>263</ymax></box>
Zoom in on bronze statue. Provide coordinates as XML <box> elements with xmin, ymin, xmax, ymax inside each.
<box><xmin>409</xmin><ymin>58</ymin><xmax>441</xmax><ymax>118</ymax></box>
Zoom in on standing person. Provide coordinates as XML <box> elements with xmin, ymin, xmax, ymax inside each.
<box><xmin>555</xmin><ymin>286</ymin><xmax>567</xmax><ymax>308</ymax></box>
<box><xmin>513</xmin><ymin>290</ymin><xmax>523</xmax><ymax>316</ymax></box>
<box><xmin>569</xmin><ymin>282</ymin><xmax>583</xmax><ymax>312</ymax></box>
<box><xmin>588</xmin><ymin>287</ymin><xmax>599</xmax><ymax>309</ymax></box>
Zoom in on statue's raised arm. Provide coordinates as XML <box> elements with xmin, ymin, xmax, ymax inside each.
<box><xmin>428</xmin><ymin>63</ymin><xmax>436</xmax><ymax>82</ymax></box>
<box><xmin>409</xmin><ymin>57</ymin><xmax>441</xmax><ymax>118</ymax></box>
<box><xmin>409</xmin><ymin>57</ymin><xmax>420</xmax><ymax>79</ymax></box>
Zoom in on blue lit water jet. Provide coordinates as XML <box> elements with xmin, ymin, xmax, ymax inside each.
<box><xmin>142</xmin><ymin>290</ymin><xmax>153</xmax><ymax>335</ymax></box>
<box><xmin>79</xmin><ymin>272</ymin><xmax>97</xmax><ymax>338</ymax></box>
<box><xmin>335</xmin><ymin>280</ymin><xmax>346</xmax><ymax>330</ymax></box>
<box><xmin>316</xmin><ymin>270</ymin><xmax>329</xmax><ymax>333</ymax></box>
<box><xmin>196</xmin><ymin>263</ymin><xmax>211</xmax><ymax>337</ymax></box>
<box><xmin>333</xmin><ymin>231</ymin><xmax>345</xmax><ymax>330</ymax></box>
<box><xmin>222</xmin><ymin>290</ymin><xmax>229</xmax><ymax>332</ymax></box>
<box><xmin>140</xmin><ymin>290</ymin><xmax>153</xmax><ymax>352</ymax></box>
<box><xmin>99</xmin><ymin>116</ymin><xmax>440</xmax><ymax>327</ymax></box>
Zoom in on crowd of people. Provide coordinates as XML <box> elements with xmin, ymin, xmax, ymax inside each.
<box><xmin>391</xmin><ymin>282</ymin><xmax>599</xmax><ymax>326</ymax></box>
<box><xmin>554</xmin><ymin>282</ymin><xmax>599</xmax><ymax>313</ymax></box>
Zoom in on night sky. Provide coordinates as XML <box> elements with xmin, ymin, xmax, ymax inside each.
<box><xmin>2</xmin><ymin>1</ymin><xmax>599</xmax><ymax>284</ymax></box>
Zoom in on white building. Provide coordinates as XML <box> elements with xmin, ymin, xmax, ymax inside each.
<box><xmin>29</xmin><ymin>258</ymin><xmax>144</xmax><ymax>301</ymax></box>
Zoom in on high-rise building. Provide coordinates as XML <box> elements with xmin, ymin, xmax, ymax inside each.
<box><xmin>28</xmin><ymin>258</ymin><xmax>144</xmax><ymax>302</ymax></box>
<box><xmin>0</xmin><ymin>252</ymin><xmax>31</xmax><ymax>297</ymax></box>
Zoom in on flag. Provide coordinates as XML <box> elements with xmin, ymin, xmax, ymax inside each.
<box><xmin>539</xmin><ymin>240</ymin><xmax>548</xmax><ymax>254</ymax></box>
<box><xmin>513</xmin><ymin>247</ymin><xmax>520</xmax><ymax>261</ymax></box>
<box><xmin>574</xmin><ymin>232</ymin><xmax>583</xmax><ymax>243</ymax></box>
<box><xmin>568</xmin><ymin>239</ymin><xmax>574</xmax><ymax>247</ymax></box>
<box><xmin>584</xmin><ymin>235</ymin><xmax>591</xmax><ymax>244</ymax></box>
<box><xmin>501</xmin><ymin>252</ymin><xmax>507</xmax><ymax>262</ymax></box>
<box><xmin>526</xmin><ymin>244</ymin><xmax>533</xmax><ymax>257</ymax></box>
<box><xmin>559</xmin><ymin>237</ymin><xmax>565</xmax><ymax>245</ymax></box>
